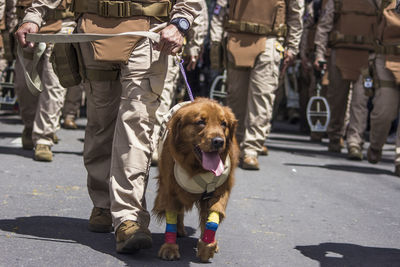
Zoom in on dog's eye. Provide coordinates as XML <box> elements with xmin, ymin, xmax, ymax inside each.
<box><xmin>221</xmin><ymin>121</ymin><xmax>227</xmax><ymax>127</ymax></box>
<box><xmin>196</xmin><ymin>119</ymin><xmax>206</xmax><ymax>126</ymax></box>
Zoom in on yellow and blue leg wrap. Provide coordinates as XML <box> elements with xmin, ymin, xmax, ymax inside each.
<box><xmin>202</xmin><ymin>211</ymin><xmax>220</xmax><ymax>244</ymax></box>
<box><xmin>165</xmin><ymin>211</ymin><xmax>177</xmax><ymax>244</ymax></box>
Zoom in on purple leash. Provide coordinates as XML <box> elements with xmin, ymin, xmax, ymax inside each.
<box><xmin>177</xmin><ymin>58</ymin><xmax>195</xmax><ymax>102</ymax></box>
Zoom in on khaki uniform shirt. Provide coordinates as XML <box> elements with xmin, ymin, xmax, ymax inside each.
<box><xmin>210</xmin><ymin>0</ymin><xmax>304</xmax><ymax>55</ymax></box>
<box><xmin>185</xmin><ymin>0</ymin><xmax>208</xmax><ymax>57</ymax></box>
<box><xmin>23</xmin><ymin>0</ymin><xmax>202</xmax><ymax>29</ymax></box>
<box><xmin>299</xmin><ymin>1</ymin><xmax>316</xmax><ymax>59</ymax></box>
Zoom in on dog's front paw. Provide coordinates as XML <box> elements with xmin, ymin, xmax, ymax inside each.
<box><xmin>158</xmin><ymin>243</ymin><xmax>180</xmax><ymax>261</ymax></box>
<box><xmin>196</xmin><ymin>239</ymin><xmax>218</xmax><ymax>262</ymax></box>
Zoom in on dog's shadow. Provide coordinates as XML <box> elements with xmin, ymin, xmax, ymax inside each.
<box><xmin>0</xmin><ymin>216</ymin><xmax>200</xmax><ymax>266</ymax></box>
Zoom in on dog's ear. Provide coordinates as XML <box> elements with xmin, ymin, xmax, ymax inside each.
<box><xmin>169</xmin><ymin>110</ymin><xmax>183</xmax><ymax>145</ymax></box>
<box><xmin>223</xmin><ymin>106</ymin><xmax>238</xmax><ymax>144</ymax></box>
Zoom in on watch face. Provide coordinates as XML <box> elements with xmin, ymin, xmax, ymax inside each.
<box><xmin>179</xmin><ymin>19</ymin><xmax>190</xmax><ymax>31</ymax></box>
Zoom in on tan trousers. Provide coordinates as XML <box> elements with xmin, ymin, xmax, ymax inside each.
<box><xmin>326</xmin><ymin>50</ymin><xmax>353</xmax><ymax>141</ymax></box>
<box><xmin>152</xmin><ymin>56</ymin><xmax>180</xmax><ymax>158</ymax></box>
<box><xmin>369</xmin><ymin>55</ymin><xmax>399</xmax><ymax>153</ymax></box>
<box><xmin>15</xmin><ymin>43</ymin><xmax>67</xmax><ymax>146</ymax></box>
<box><xmin>63</xmin><ymin>84</ymin><xmax>83</xmax><ymax>118</ymax></box>
<box><xmin>227</xmin><ymin>37</ymin><xmax>281</xmax><ymax>157</ymax></box>
<box><xmin>346</xmin><ymin>75</ymin><xmax>369</xmax><ymax>149</ymax></box>
<box><xmin>78</xmin><ymin>21</ymin><xmax>168</xmax><ymax>230</ymax></box>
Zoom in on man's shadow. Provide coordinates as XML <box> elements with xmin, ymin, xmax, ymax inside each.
<box><xmin>295</xmin><ymin>242</ymin><xmax>400</xmax><ymax>267</ymax></box>
<box><xmin>0</xmin><ymin>216</ymin><xmax>199</xmax><ymax>266</ymax></box>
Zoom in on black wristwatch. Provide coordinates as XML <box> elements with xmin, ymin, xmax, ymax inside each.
<box><xmin>170</xmin><ymin>17</ymin><xmax>190</xmax><ymax>36</ymax></box>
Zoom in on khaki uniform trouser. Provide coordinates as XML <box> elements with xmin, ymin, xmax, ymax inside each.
<box><xmin>77</xmin><ymin>20</ymin><xmax>168</xmax><ymax>230</ymax></box>
<box><xmin>367</xmin><ymin>55</ymin><xmax>400</xmax><ymax>165</ymax></box>
<box><xmin>326</xmin><ymin>50</ymin><xmax>353</xmax><ymax>141</ymax></box>
<box><xmin>346</xmin><ymin>75</ymin><xmax>369</xmax><ymax>149</ymax></box>
<box><xmin>152</xmin><ymin>56</ymin><xmax>180</xmax><ymax>159</ymax></box>
<box><xmin>63</xmin><ymin>83</ymin><xmax>83</xmax><ymax>118</ymax></box>
<box><xmin>15</xmin><ymin>43</ymin><xmax>67</xmax><ymax>146</ymax></box>
<box><xmin>227</xmin><ymin>37</ymin><xmax>281</xmax><ymax>157</ymax></box>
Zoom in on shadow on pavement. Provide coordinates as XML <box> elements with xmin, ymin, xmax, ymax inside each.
<box><xmin>270</xmin><ymin>144</ymin><xmax>394</xmax><ymax>164</ymax></box>
<box><xmin>295</xmin><ymin>242</ymin><xmax>400</xmax><ymax>267</ymax></box>
<box><xmin>0</xmin><ymin>216</ymin><xmax>200</xmax><ymax>266</ymax></box>
<box><xmin>0</xmin><ymin>131</ymin><xmax>21</xmax><ymax>138</ymax></box>
<box><xmin>0</xmin><ymin>146</ymin><xmax>33</xmax><ymax>159</ymax></box>
<box><xmin>285</xmin><ymin>163</ymin><xmax>394</xmax><ymax>176</ymax></box>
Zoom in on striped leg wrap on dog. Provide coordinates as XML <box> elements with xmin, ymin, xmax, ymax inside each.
<box><xmin>165</xmin><ymin>211</ymin><xmax>177</xmax><ymax>244</ymax></box>
<box><xmin>202</xmin><ymin>211</ymin><xmax>220</xmax><ymax>244</ymax></box>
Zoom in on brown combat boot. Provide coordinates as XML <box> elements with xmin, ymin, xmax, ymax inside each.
<box><xmin>22</xmin><ymin>127</ymin><xmax>34</xmax><ymax>150</ymax></box>
<box><xmin>116</xmin><ymin>220</ymin><xmax>152</xmax><ymax>253</ymax></box>
<box><xmin>88</xmin><ymin>207</ymin><xmax>113</xmax><ymax>233</ymax></box>
<box><xmin>240</xmin><ymin>155</ymin><xmax>259</xmax><ymax>170</ymax></box>
<box><xmin>347</xmin><ymin>146</ymin><xmax>363</xmax><ymax>161</ymax></box>
<box><xmin>367</xmin><ymin>147</ymin><xmax>382</xmax><ymax>164</ymax></box>
<box><xmin>328</xmin><ymin>138</ymin><xmax>342</xmax><ymax>153</ymax></box>
<box><xmin>34</xmin><ymin>144</ymin><xmax>53</xmax><ymax>162</ymax></box>
<box><xmin>63</xmin><ymin>115</ymin><xmax>78</xmax><ymax>129</ymax></box>
<box><xmin>259</xmin><ymin>145</ymin><xmax>268</xmax><ymax>156</ymax></box>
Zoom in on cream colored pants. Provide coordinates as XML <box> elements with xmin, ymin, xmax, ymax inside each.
<box><xmin>346</xmin><ymin>75</ymin><xmax>369</xmax><ymax>149</ymax></box>
<box><xmin>227</xmin><ymin>37</ymin><xmax>281</xmax><ymax>157</ymax></box>
<box><xmin>78</xmin><ymin>23</ymin><xmax>168</xmax><ymax>230</ymax></box>
<box><xmin>15</xmin><ymin>43</ymin><xmax>66</xmax><ymax>146</ymax></box>
<box><xmin>152</xmin><ymin>56</ymin><xmax>180</xmax><ymax>159</ymax></box>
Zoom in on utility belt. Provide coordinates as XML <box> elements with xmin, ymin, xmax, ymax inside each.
<box><xmin>224</xmin><ymin>19</ymin><xmax>287</xmax><ymax>37</ymax></box>
<box><xmin>374</xmin><ymin>44</ymin><xmax>400</xmax><ymax>56</ymax></box>
<box><xmin>361</xmin><ymin>56</ymin><xmax>397</xmax><ymax>97</ymax></box>
<box><xmin>16</xmin><ymin>6</ymin><xmax>74</xmax><ymax>20</ymax></box>
<box><xmin>328</xmin><ymin>31</ymin><xmax>374</xmax><ymax>50</ymax></box>
<box><xmin>71</xmin><ymin>0</ymin><xmax>172</xmax><ymax>19</ymax></box>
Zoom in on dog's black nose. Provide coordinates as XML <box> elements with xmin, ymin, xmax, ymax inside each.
<box><xmin>212</xmin><ymin>137</ymin><xmax>225</xmax><ymax>149</ymax></box>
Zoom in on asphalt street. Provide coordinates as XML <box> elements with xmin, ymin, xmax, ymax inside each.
<box><xmin>0</xmin><ymin>110</ymin><xmax>400</xmax><ymax>267</ymax></box>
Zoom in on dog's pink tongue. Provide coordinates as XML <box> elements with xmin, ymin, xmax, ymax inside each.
<box><xmin>201</xmin><ymin>151</ymin><xmax>224</xmax><ymax>176</ymax></box>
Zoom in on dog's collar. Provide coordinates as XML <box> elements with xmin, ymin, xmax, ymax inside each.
<box><xmin>174</xmin><ymin>156</ymin><xmax>231</xmax><ymax>195</ymax></box>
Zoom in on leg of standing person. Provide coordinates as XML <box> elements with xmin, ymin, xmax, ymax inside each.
<box><xmin>62</xmin><ymin>84</ymin><xmax>83</xmax><ymax>129</ymax></box>
<box><xmin>326</xmin><ymin>50</ymin><xmax>352</xmax><ymax>152</ymax></box>
<box><xmin>346</xmin><ymin>75</ymin><xmax>369</xmax><ymax>160</ymax></box>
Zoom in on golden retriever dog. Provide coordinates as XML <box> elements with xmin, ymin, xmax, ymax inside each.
<box><xmin>153</xmin><ymin>98</ymin><xmax>239</xmax><ymax>262</ymax></box>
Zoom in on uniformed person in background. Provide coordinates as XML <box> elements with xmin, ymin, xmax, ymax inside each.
<box><xmin>16</xmin><ymin>0</ymin><xmax>201</xmax><ymax>253</ymax></box>
<box><xmin>13</xmin><ymin>0</ymin><xmax>78</xmax><ymax>162</ymax></box>
<box><xmin>363</xmin><ymin>0</ymin><xmax>400</xmax><ymax>176</ymax></box>
<box><xmin>62</xmin><ymin>83</ymin><xmax>83</xmax><ymax>129</ymax></box>
<box><xmin>314</xmin><ymin>0</ymin><xmax>376</xmax><ymax>153</ymax></box>
<box><xmin>210</xmin><ymin>0</ymin><xmax>304</xmax><ymax>170</ymax></box>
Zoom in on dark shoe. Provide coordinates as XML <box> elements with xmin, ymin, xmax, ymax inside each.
<box><xmin>116</xmin><ymin>220</ymin><xmax>152</xmax><ymax>253</ymax></box>
<box><xmin>328</xmin><ymin>138</ymin><xmax>342</xmax><ymax>153</ymax></box>
<box><xmin>22</xmin><ymin>127</ymin><xmax>34</xmax><ymax>150</ymax></box>
<box><xmin>347</xmin><ymin>146</ymin><xmax>363</xmax><ymax>161</ymax></box>
<box><xmin>240</xmin><ymin>155</ymin><xmax>259</xmax><ymax>170</ymax></box>
<box><xmin>367</xmin><ymin>147</ymin><xmax>382</xmax><ymax>164</ymax></box>
<box><xmin>63</xmin><ymin>115</ymin><xmax>78</xmax><ymax>129</ymax></box>
<box><xmin>34</xmin><ymin>144</ymin><xmax>53</xmax><ymax>162</ymax></box>
<box><xmin>259</xmin><ymin>146</ymin><xmax>268</xmax><ymax>156</ymax></box>
<box><xmin>310</xmin><ymin>132</ymin><xmax>323</xmax><ymax>143</ymax></box>
<box><xmin>88</xmin><ymin>207</ymin><xmax>113</xmax><ymax>233</ymax></box>
<box><xmin>394</xmin><ymin>165</ymin><xmax>400</xmax><ymax>177</ymax></box>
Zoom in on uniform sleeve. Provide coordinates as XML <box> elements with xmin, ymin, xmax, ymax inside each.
<box><xmin>299</xmin><ymin>2</ymin><xmax>315</xmax><ymax>59</ymax></box>
<box><xmin>185</xmin><ymin>0</ymin><xmax>208</xmax><ymax>57</ymax></box>
<box><xmin>22</xmin><ymin>0</ymin><xmax>63</xmax><ymax>27</ymax></box>
<box><xmin>209</xmin><ymin>0</ymin><xmax>227</xmax><ymax>43</ymax></box>
<box><xmin>285</xmin><ymin>0</ymin><xmax>305</xmax><ymax>56</ymax></box>
<box><xmin>0</xmin><ymin>0</ymin><xmax>6</xmax><ymax>23</ymax></box>
<box><xmin>314</xmin><ymin>0</ymin><xmax>334</xmax><ymax>60</ymax></box>
<box><xmin>170</xmin><ymin>0</ymin><xmax>203</xmax><ymax>27</ymax></box>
